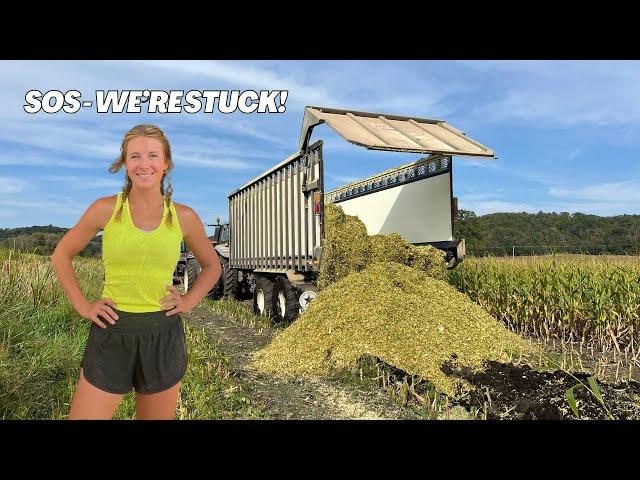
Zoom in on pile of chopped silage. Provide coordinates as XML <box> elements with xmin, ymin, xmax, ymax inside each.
<box><xmin>251</xmin><ymin>262</ymin><xmax>538</xmax><ymax>395</ymax></box>
<box><xmin>318</xmin><ymin>203</ymin><xmax>371</xmax><ymax>290</ymax></box>
<box><xmin>318</xmin><ymin>204</ymin><xmax>447</xmax><ymax>290</ymax></box>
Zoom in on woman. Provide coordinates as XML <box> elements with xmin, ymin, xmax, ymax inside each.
<box><xmin>51</xmin><ymin>124</ymin><xmax>222</xmax><ymax>420</ymax></box>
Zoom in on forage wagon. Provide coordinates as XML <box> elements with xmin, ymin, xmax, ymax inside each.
<box><xmin>208</xmin><ymin>106</ymin><xmax>496</xmax><ymax>322</ymax></box>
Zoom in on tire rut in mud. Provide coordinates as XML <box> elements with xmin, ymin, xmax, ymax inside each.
<box><xmin>184</xmin><ymin>306</ymin><xmax>421</xmax><ymax>420</ymax></box>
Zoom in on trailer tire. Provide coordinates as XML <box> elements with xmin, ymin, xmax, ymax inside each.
<box><xmin>253</xmin><ymin>275</ymin><xmax>273</xmax><ymax>318</ymax></box>
<box><xmin>271</xmin><ymin>276</ymin><xmax>300</xmax><ymax>324</ymax></box>
<box><xmin>221</xmin><ymin>257</ymin><xmax>238</xmax><ymax>299</ymax></box>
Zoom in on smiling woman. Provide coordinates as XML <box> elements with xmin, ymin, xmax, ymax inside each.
<box><xmin>50</xmin><ymin>124</ymin><xmax>222</xmax><ymax>420</ymax></box>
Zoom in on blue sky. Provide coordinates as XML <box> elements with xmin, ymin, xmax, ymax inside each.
<box><xmin>1</xmin><ymin>60</ymin><xmax>639</xmax><ymax>235</ymax></box>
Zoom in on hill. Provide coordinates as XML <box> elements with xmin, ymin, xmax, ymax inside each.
<box><xmin>0</xmin><ymin>225</ymin><xmax>102</xmax><ymax>257</ymax></box>
<box><xmin>3</xmin><ymin>210</ymin><xmax>640</xmax><ymax>258</ymax></box>
<box><xmin>454</xmin><ymin>210</ymin><xmax>640</xmax><ymax>255</ymax></box>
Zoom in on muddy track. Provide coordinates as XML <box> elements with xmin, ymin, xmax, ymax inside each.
<box><xmin>185</xmin><ymin>304</ymin><xmax>421</xmax><ymax>420</ymax></box>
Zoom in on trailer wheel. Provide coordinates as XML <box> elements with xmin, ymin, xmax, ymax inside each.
<box><xmin>253</xmin><ymin>275</ymin><xmax>273</xmax><ymax>318</ymax></box>
<box><xmin>444</xmin><ymin>251</ymin><xmax>459</xmax><ymax>269</ymax></box>
<box><xmin>221</xmin><ymin>257</ymin><xmax>238</xmax><ymax>299</ymax></box>
<box><xmin>271</xmin><ymin>276</ymin><xmax>300</xmax><ymax>324</ymax></box>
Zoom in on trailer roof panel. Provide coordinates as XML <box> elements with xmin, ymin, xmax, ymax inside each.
<box><xmin>304</xmin><ymin>106</ymin><xmax>495</xmax><ymax>158</ymax></box>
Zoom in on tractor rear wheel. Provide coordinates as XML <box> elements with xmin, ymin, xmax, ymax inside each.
<box><xmin>184</xmin><ymin>258</ymin><xmax>199</xmax><ymax>292</ymax></box>
<box><xmin>221</xmin><ymin>257</ymin><xmax>238</xmax><ymax>299</ymax></box>
<box><xmin>208</xmin><ymin>268</ymin><xmax>224</xmax><ymax>299</ymax></box>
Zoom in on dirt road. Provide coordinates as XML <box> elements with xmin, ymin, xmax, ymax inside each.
<box><xmin>184</xmin><ymin>303</ymin><xmax>422</xmax><ymax>420</ymax></box>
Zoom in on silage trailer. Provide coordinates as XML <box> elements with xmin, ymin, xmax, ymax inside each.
<box><xmin>217</xmin><ymin>106</ymin><xmax>495</xmax><ymax>323</ymax></box>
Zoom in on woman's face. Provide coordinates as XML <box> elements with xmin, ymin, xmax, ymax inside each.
<box><xmin>125</xmin><ymin>136</ymin><xmax>169</xmax><ymax>192</ymax></box>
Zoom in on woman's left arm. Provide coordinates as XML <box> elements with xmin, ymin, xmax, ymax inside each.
<box><xmin>162</xmin><ymin>205</ymin><xmax>222</xmax><ymax>316</ymax></box>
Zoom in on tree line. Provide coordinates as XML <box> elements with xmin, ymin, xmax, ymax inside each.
<box><xmin>0</xmin><ymin>225</ymin><xmax>102</xmax><ymax>257</ymax></box>
<box><xmin>453</xmin><ymin>210</ymin><xmax>640</xmax><ymax>256</ymax></box>
<box><xmin>3</xmin><ymin>211</ymin><xmax>640</xmax><ymax>258</ymax></box>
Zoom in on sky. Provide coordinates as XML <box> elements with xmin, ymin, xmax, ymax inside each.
<box><xmin>1</xmin><ymin>60</ymin><xmax>639</xmax><ymax>235</ymax></box>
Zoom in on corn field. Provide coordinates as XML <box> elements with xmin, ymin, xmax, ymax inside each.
<box><xmin>447</xmin><ymin>255</ymin><xmax>640</xmax><ymax>379</ymax></box>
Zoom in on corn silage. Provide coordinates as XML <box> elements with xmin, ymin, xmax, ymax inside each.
<box><xmin>252</xmin><ymin>204</ymin><xmax>537</xmax><ymax>394</ymax></box>
<box><xmin>252</xmin><ymin>262</ymin><xmax>536</xmax><ymax>395</ymax></box>
<box><xmin>318</xmin><ymin>204</ymin><xmax>447</xmax><ymax>289</ymax></box>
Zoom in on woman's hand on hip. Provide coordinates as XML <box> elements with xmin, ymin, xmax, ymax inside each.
<box><xmin>78</xmin><ymin>298</ymin><xmax>119</xmax><ymax>329</ymax></box>
<box><xmin>161</xmin><ymin>285</ymin><xmax>195</xmax><ymax>316</ymax></box>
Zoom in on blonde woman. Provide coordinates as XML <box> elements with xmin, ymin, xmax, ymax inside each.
<box><xmin>51</xmin><ymin>125</ymin><xmax>221</xmax><ymax>420</ymax></box>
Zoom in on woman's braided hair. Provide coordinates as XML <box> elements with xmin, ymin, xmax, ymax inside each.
<box><xmin>108</xmin><ymin>125</ymin><xmax>175</xmax><ymax>227</ymax></box>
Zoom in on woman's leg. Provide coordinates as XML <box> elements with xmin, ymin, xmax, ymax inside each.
<box><xmin>134</xmin><ymin>382</ymin><xmax>181</xmax><ymax>420</ymax></box>
<box><xmin>68</xmin><ymin>368</ymin><xmax>125</xmax><ymax>420</ymax></box>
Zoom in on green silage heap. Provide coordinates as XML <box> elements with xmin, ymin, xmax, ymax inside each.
<box><xmin>252</xmin><ymin>204</ymin><xmax>536</xmax><ymax>395</ymax></box>
<box><xmin>318</xmin><ymin>203</ymin><xmax>447</xmax><ymax>290</ymax></box>
<box><xmin>252</xmin><ymin>262</ymin><xmax>536</xmax><ymax>395</ymax></box>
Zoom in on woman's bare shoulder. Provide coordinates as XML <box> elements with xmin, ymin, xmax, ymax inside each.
<box><xmin>90</xmin><ymin>194</ymin><xmax>120</xmax><ymax>230</ymax></box>
<box><xmin>96</xmin><ymin>194</ymin><xmax>119</xmax><ymax>212</ymax></box>
<box><xmin>173</xmin><ymin>202</ymin><xmax>201</xmax><ymax>236</ymax></box>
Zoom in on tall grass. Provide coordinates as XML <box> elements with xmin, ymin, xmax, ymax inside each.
<box><xmin>0</xmin><ymin>247</ymin><xmax>266</xmax><ymax>419</ymax></box>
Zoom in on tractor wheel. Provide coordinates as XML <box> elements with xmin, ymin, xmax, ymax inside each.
<box><xmin>208</xmin><ymin>273</ymin><xmax>224</xmax><ymax>300</ymax></box>
<box><xmin>271</xmin><ymin>276</ymin><xmax>300</xmax><ymax>324</ymax></box>
<box><xmin>253</xmin><ymin>275</ymin><xmax>274</xmax><ymax>318</ymax></box>
<box><xmin>185</xmin><ymin>258</ymin><xmax>199</xmax><ymax>292</ymax></box>
<box><xmin>207</xmin><ymin>255</ymin><xmax>225</xmax><ymax>299</ymax></box>
<box><xmin>221</xmin><ymin>257</ymin><xmax>238</xmax><ymax>299</ymax></box>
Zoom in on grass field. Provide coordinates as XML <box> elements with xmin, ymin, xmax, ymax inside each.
<box><xmin>3</xmin><ymin>246</ymin><xmax>639</xmax><ymax>419</ymax></box>
<box><xmin>0</xmin><ymin>247</ymin><xmax>266</xmax><ymax>420</ymax></box>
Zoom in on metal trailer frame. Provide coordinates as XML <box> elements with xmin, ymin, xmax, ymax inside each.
<box><xmin>228</xmin><ymin>139</ymin><xmax>324</xmax><ymax>278</ymax></box>
<box><xmin>227</xmin><ymin>105</ymin><xmax>495</xmax><ymax>293</ymax></box>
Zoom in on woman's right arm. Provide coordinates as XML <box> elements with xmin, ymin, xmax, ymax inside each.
<box><xmin>51</xmin><ymin>198</ymin><xmax>119</xmax><ymax>328</ymax></box>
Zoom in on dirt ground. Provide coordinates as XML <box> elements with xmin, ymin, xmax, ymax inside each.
<box><xmin>446</xmin><ymin>360</ymin><xmax>640</xmax><ymax>420</ymax></box>
<box><xmin>184</xmin><ymin>303</ymin><xmax>422</xmax><ymax>420</ymax></box>
<box><xmin>184</xmin><ymin>302</ymin><xmax>640</xmax><ymax>420</ymax></box>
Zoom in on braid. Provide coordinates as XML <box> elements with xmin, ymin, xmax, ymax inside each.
<box><xmin>163</xmin><ymin>170</ymin><xmax>174</xmax><ymax>228</ymax></box>
<box><xmin>117</xmin><ymin>178</ymin><xmax>133</xmax><ymax>222</ymax></box>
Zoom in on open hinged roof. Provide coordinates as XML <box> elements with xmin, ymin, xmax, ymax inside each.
<box><xmin>299</xmin><ymin>106</ymin><xmax>495</xmax><ymax>158</ymax></box>
<box><xmin>231</xmin><ymin>106</ymin><xmax>496</xmax><ymax>197</ymax></box>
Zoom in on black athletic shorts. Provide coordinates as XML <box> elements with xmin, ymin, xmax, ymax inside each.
<box><xmin>79</xmin><ymin>309</ymin><xmax>188</xmax><ymax>395</ymax></box>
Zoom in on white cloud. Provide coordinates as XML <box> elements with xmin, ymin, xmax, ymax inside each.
<box><xmin>460</xmin><ymin>199</ymin><xmax>537</xmax><ymax>215</ymax></box>
<box><xmin>568</xmin><ymin>147</ymin><xmax>582</xmax><ymax>161</ymax></box>
<box><xmin>0</xmin><ymin>119</ymin><xmax>122</xmax><ymax>162</ymax></box>
<box><xmin>0</xmin><ymin>209</ymin><xmax>16</xmax><ymax>219</ymax></box>
<box><xmin>455</xmin><ymin>158</ymin><xmax>501</xmax><ymax>169</ymax></box>
<box><xmin>172</xmin><ymin>154</ymin><xmax>259</xmax><ymax>170</ymax></box>
<box><xmin>175</xmin><ymin>136</ymin><xmax>285</xmax><ymax>162</ymax></box>
<box><xmin>0</xmin><ymin>198</ymin><xmax>84</xmax><ymax>215</ymax></box>
<box><xmin>549</xmin><ymin>180</ymin><xmax>640</xmax><ymax>203</ymax></box>
<box><xmin>0</xmin><ymin>176</ymin><xmax>30</xmax><ymax>193</ymax></box>
<box><xmin>326</xmin><ymin>173</ymin><xmax>360</xmax><ymax>184</ymax></box>
<box><xmin>460</xmin><ymin>185</ymin><xmax>640</xmax><ymax>216</ymax></box>
<box><xmin>0</xmin><ymin>152</ymin><xmax>97</xmax><ymax>169</ymax></box>
<box><xmin>40</xmin><ymin>175</ymin><xmax>123</xmax><ymax>189</ymax></box>
<box><xmin>462</xmin><ymin>60</ymin><xmax>640</xmax><ymax>127</ymax></box>
<box><xmin>127</xmin><ymin>60</ymin><xmax>338</xmax><ymax>108</ymax></box>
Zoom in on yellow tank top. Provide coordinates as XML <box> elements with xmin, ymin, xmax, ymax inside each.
<box><xmin>101</xmin><ymin>191</ymin><xmax>183</xmax><ymax>313</ymax></box>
